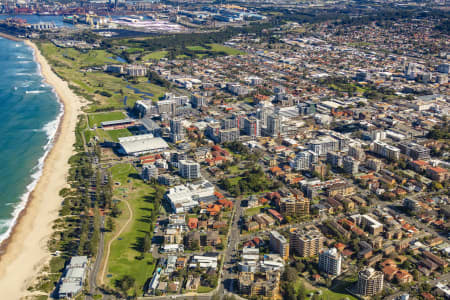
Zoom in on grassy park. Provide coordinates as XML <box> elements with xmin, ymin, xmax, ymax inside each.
<box><xmin>88</xmin><ymin>111</ymin><xmax>127</xmax><ymax>128</ymax></box>
<box><xmin>37</xmin><ymin>42</ymin><xmax>168</xmax><ymax>112</ymax></box>
<box><xmin>103</xmin><ymin>163</ymin><xmax>159</xmax><ymax>293</ymax></box>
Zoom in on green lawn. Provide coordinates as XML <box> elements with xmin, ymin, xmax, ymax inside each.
<box><xmin>106</xmin><ymin>128</ymin><xmax>133</xmax><ymax>142</ymax></box>
<box><xmin>295</xmin><ymin>278</ymin><xmax>357</xmax><ymax>300</ymax></box>
<box><xmin>141</xmin><ymin>50</ymin><xmax>168</xmax><ymax>61</ymax></box>
<box><xmin>244</xmin><ymin>205</ymin><xmax>269</xmax><ymax>217</ymax></box>
<box><xmin>197</xmin><ymin>286</ymin><xmax>214</xmax><ymax>293</ymax></box>
<box><xmin>106</xmin><ymin>163</ymin><xmax>157</xmax><ymax>292</ymax></box>
<box><xmin>186</xmin><ymin>45</ymin><xmax>208</xmax><ymax>51</ymax></box>
<box><xmin>88</xmin><ymin>111</ymin><xmax>126</xmax><ymax>128</ymax></box>
<box><xmin>38</xmin><ymin>42</ymin><xmax>168</xmax><ymax>112</ymax></box>
<box><xmin>176</xmin><ymin>54</ymin><xmax>189</xmax><ymax>59</ymax></box>
<box><xmin>207</xmin><ymin>43</ymin><xmax>245</xmax><ymax>55</ymax></box>
<box><xmin>124</xmin><ymin>47</ymin><xmax>145</xmax><ymax>54</ymax></box>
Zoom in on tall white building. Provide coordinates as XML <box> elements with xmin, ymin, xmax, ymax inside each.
<box><xmin>179</xmin><ymin>160</ymin><xmax>201</xmax><ymax>179</ymax></box>
<box><xmin>319</xmin><ymin>248</ymin><xmax>342</xmax><ymax>276</ymax></box>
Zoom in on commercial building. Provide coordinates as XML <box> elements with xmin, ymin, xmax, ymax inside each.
<box><xmin>319</xmin><ymin>248</ymin><xmax>342</xmax><ymax>276</ymax></box>
<box><xmin>290</xmin><ymin>228</ymin><xmax>324</xmax><ymax>257</ymax></box>
<box><xmin>189</xmin><ymin>255</ymin><xmax>218</xmax><ymax>269</ymax></box>
<box><xmin>118</xmin><ymin>134</ymin><xmax>169</xmax><ymax>156</ymax></box>
<box><xmin>356</xmin><ymin>267</ymin><xmax>384</xmax><ymax>296</ymax></box>
<box><xmin>165</xmin><ymin>180</ymin><xmax>215</xmax><ymax>213</ymax></box>
<box><xmin>179</xmin><ymin>160</ymin><xmax>201</xmax><ymax>179</ymax></box>
<box><xmin>269</xmin><ymin>231</ymin><xmax>289</xmax><ymax>260</ymax></box>
<box><xmin>58</xmin><ymin>256</ymin><xmax>88</xmax><ymax>298</ymax></box>
<box><xmin>370</xmin><ymin>141</ymin><xmax>400</xmax><ymax>161</ymax></box>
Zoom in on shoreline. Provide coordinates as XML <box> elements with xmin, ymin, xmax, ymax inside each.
<box><xmin>0</xmin><ymin>31</ymin><xmax>23</xmax><ymax>42</ymax></box>
<box><xmin>0</xmin><ymin>39</ymin><xmax>83</xmax><ymax>298</ymax></box>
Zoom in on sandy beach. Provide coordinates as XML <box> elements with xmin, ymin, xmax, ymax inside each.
<box><xmin>0</xmin><ymin>40</ymin><xmax>83</xmax><ymax>298</ymax></box>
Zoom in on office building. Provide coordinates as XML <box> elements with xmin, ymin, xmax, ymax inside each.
<box><xmin>357</xmin><ymin>267</ymin><xmax>384</xmax><ymax>296</ymax></box>
<box><xmin>269</xmin><ymin>231</ymin><xmax>289</xmax><ymax>260</ymax></box>
<box><xmin>319</xmin><ymin>248</ymin><xmax>342</xmax><ymax>276</ymax></box>
<box><xmin>290</xmin><ymin>228</ymin><xmax>324</xmax><ymax>257</ymax></box>
<box><xmin>179</xmin><ymin>160</ymin><xmax>201</xmax><ymax>179</ymax></box>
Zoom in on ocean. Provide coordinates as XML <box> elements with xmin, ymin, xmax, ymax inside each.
<box><xmin>0</xmin><ymin>37</ymin><xmax>62</xmax><ymax>243</ymax></box>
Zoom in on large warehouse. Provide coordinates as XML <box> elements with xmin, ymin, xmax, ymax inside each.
<box><xmin>118</xmin><ymin>134</ymin><xmax>169</xmax><ymax>156</ymax></box>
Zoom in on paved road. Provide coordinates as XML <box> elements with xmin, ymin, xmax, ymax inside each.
<box><xmin>87</xmin><ymin>216</ymin><xmax>105</xmax><ymax>300</ymax></box>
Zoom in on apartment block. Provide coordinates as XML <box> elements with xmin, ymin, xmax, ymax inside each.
<box><xmin>357</xmin><ymin>267</ymin><xmax>384</xmax><ymax>296</ymax></box>
<box><xmin>290</xmin><ymin>228</ymin><xmax>324</xmax><ymax>257</ymax></box>
<box><xmin>319</xmin><ymin>248</ymin><xmax>342</xmax><ymax>276</ymax></box>
<box><xmin>269</xmin><ymin>231</ymin><xmax>289</xmax><ymax>260</ymax></box>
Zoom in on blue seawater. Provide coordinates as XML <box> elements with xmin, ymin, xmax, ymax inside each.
<box><xmin>0</xmin><ymin>37</ymin><xmax>62</xmax><ymax>243</ymax></box>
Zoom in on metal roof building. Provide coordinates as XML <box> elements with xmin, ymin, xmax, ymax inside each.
<box><xmin>118</xmin><ymin>134</ymin><xmax>169</xmax><ymax>156</ymax></box>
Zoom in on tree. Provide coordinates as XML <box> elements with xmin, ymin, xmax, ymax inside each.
<box><xmin>297</xmin><ymin>281</ymin><xmax>307</xmax><ymax>300</ymax></box>
<box><xmin>294</xmin><ymin>260</ymin><xmax>305</xmax><ymax>273</ymax></box>
<box><xmin>106</xmin><ymin>217</ymin><xmax>115</xmax><ymax>232</ymax></box>
<box><xmin>115</xmin><ymin>275</ymin><xmax>135</xmax><ymax>296</ymax></box>
<box><xmin>284</xmin><ymin>282</ymin><xmax>296</xmax><ymax>300</ymax></box>
<box><xmin>143</xmin><ymin>232</ymin><xmax>151</xmax><ymax>253</ymax></box>
<box><xmin>283</xmin><ymin>267</ymin><xmax>298</xmax><ymax>282</ymax></box>
<box><xmin>412</xmin><ymin>269</ymin><xmax>420</xmax><ymax>281</ymax></box>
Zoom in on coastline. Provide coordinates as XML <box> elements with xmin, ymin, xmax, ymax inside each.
<box><xmin>0</xmin><ymin>39</ymin><xmax>83</xmax><ymax>298</ymax></box>
<box><xmin>0</xmin><ymin>31</ymin><xmax>23</xmax><ymax>42</ymax></box>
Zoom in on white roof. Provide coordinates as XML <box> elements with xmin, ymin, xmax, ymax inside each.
<box><xmin>119</xmin><ymin>134</ymin><xmax>169</xmax><ymax>155</ymax></box>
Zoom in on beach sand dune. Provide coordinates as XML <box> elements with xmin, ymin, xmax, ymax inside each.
<box><xmin>0</xmin><ymin>40</ymin><xmax>83</xmax><ymax>299</ymax></box>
